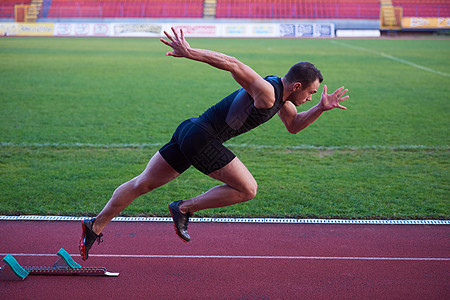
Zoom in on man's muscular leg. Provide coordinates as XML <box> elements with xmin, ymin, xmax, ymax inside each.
<box><xmin>92</xmin><ymin>151</ymin><xmax>181</xmax><ymax>234</ymax></box>
<box><xmin>179</xmin><ymin>157</ymin><xmax>257</xmax><ymax>214</ymax></box>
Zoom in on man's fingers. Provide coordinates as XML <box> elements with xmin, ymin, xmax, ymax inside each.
<box><xmin>320</xmin><ymin>84</ymin><xmax>349</xmax><ymax>110</ymax></box>
<box><xmin>337</xmin><ymin>88</ymin><xmax>349</xmax><ymax>98</ymax></box>
<box><xmin>163</xmin><ymin>30</ymin><xmax>174</xmax><ymax>42</ymax></box>
<box><xmin>171</xmin><ymin>27</ymin><xmax>179</xmax><ymax>40</ymax></box>
<box><xmin>160</xmin><ymin>37</ymin><xmax>171</xmax><ymax>46</ymax></box>
<box><xmin>339</xmin><ymin>95</ymin><xmax>350</xmax><ymax>102</ymax></box>
<box><xmin>180</xmin><ymin>28</ymin><xmax>184</xmax><ymax>40</ymax></box>
<box><xmin>333</xmin><ymin>86</ymin><xmax>345</xmax><ymax>96</ymax></box>
<box><xmin>337</xmin><ymin>95</ymin><xmax>349</xmax><ymax>109</ymax></box>
<box><xmin>161</xmin><ymin>28</ymin><xmax>184</xmax><ymax>57</ymax></box>
<box><xmin>160</xmin><ymin>37</ymin><xmax>175</xmax><ymax>56</ymax></box>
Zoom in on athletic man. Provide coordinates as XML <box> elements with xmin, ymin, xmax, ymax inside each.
<box><xmin>79</xmin><ymin>27</ymin><xmax>349</xmax><ymax>260</ymax></box>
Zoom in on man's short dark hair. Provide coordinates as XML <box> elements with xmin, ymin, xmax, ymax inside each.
<box><xmin>285</xmin><ymin>62</ymin><xmax>323</xmax><ymax>89</ymax></box>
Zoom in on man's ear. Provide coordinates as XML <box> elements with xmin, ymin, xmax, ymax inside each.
<box><xmin>293</xmin><ymin>82</ymin><xmax>302</xmax><ymax>91</ymax></box>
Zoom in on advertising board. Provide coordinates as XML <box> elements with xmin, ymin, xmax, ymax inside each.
<box><xmin>113</xmin><ymin>23</ymin><xmax>162</xmax><ymax>37</ymax></box>
<box><xmin>0</xmin><ymin>23</ymin><xmax>54</xmax><ymax>36</ymax></box>
<box><xmin>402</xmin><ymin>17</ymin><xmax>450</xmax><ymax>29</ymax></box>
<box><xmin>54</xmin><ymin>23</ymin><xmax>111</xmax><ymax>36</ymax></box>
<box><xmin>280</xmin><ymin>23</ymin><xmax>335</xmax><ymax>38</ymax></box>
<box><xmin>1</xmin><ymin>22</ymin><xmax>336</xmax><ymax>38</ymax></box>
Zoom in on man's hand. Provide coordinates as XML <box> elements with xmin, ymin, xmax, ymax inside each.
<box><xmin>159</xmin><ymin>27</ymin><xmax>275</xmax><ymax>108</ymax></box>
<box><xmin>160</xmin><ymin>27</ymin><xmax>192</xmax><ymax>58</ymax></box>
<box><xmin>319</xmin><ymin>85</ymin><xmax>349</xmax><ymax>111</ymax></box>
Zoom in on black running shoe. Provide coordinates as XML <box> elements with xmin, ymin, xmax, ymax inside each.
<box><xmin>168</xmin><ymin>200</ymin><xmax>192</xmax><ymax>242</ymax></box>
<box><xmin>79</xmin><ymin>218</ymin><xmax>103</xmax><ymax>261</ymax></box>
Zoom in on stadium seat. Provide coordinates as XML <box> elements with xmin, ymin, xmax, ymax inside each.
<box><xmin>0</xmin><ymin>0</ymin><xmax>33</xmax><ymax>19</ymax></box>
<box><xmin>46</xmin><ymin>0</ymin><xmax>204</xmax><ymax>18</ymax></box>
<box><xmin>3</xmin><ymin>0</ymin><xmax>448</xmax><ymax>20</ymax></box>
<box><xmin>392</xmin><ymin>0</ymin><xmax>450</xmax><ymax>17</ymax></box>
<box><xmin>215</xmin><ymin>0</ymin><xmax>380</xmax><ymax>19</ymax></box>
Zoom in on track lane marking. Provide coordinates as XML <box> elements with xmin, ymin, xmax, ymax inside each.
<box><xmin>1</xmin><ymin>215</ymin><xmax>449</xmax><ymax>225</ymax></box>
<box><xmin>1</xmin><ymin>253</ymin><xmax>449</xmax><ymax>261</ymax></box>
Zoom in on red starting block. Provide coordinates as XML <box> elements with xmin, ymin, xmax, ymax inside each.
<box><xmin>0</xmin><ymin>248</ymin><xmax>119</xmax><ymax>280</ymax></box>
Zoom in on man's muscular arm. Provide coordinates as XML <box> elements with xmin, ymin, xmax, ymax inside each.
<box><xmin>160</xmin><ymin>27</ymin><xmax>275</xmax><ymax>108</ymax></box>
<box><xmin>278</xmin><ymin>85</ymin><xmax>349</xmax><ymax>134</ymax></box>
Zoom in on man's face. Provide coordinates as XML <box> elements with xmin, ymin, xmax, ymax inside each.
<box><xmin>292</xmin><ymin>79</ymin><xmax>320</xmax><ymax>106</ymax></box>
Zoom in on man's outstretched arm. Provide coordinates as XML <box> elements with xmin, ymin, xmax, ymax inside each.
<box><xmin>160</xmin><ymin>27</ymin><xmax>275</xmax><ymax>108</ymax></box>
<box><xmin>278</xmin><ymin>85</ymin><xmax>349</xmax><ymax>134</ymax></box>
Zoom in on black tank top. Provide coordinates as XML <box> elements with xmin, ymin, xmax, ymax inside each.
<box><xmin>191</xmin><ymin>76</ymin><xmax>284</xmax><ymax>143</ymax></box>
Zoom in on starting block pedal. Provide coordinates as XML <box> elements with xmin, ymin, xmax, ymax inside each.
<box><xmin>1</xmin><ymin>254</ymin><xmax>30</xmax><ymax>280</ymax></box>
<box><xmin>0</xmin><ymin>248</ymin><xmax>119</xmax><ymax>281</ymax></box>
<box><xmin>53</xmin><ymin>248</ymin><xmax>81</xmax><ymax>270</ymax></box>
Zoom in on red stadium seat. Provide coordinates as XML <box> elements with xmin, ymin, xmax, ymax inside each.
<box><xmin>4</xmin><ymin>0</ymin><xmax>448</xmax><ymax>20</ymax></box>
<box><xmin>46</xmin><ymin>0</ymin><xmax>204</xmax><ymax>18</ymax></box>
<box><xmin>0</xmin><ymin>0</ymin><xmax>33</xmax><ymax>18</ymax></box>
<box><xmin>392</xmin><ymin>0</ymin><xmax>450</xmax><ymax>17</ymax></box>
<box><xmin>216</xmin><ymin>0</ymin><xmax>381</xmax><ymax>19</ymax></box>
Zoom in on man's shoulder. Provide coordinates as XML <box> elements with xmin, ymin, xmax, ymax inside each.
<box><xmin>263</xmin><ymin>75</ymin><xmax>283</xmax><ymax>101</ymax></box>
<box><xmin>263</xmin><ymin>75</ymin><xmax>283</xmax><ymax>91</ymax></box>
<box><xmin>263</xmin><ymin>75</ymin><xmax>281</xmax><ymax>82</ymax></box>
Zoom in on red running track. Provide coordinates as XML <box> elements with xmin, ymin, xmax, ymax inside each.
<box><xmin>0</xmin><ymin>220</ymin><xmax>449</xmax><ymax>299</ymax></box>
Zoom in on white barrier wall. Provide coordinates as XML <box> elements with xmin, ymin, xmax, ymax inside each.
<box><xmin>1</xmin><ymin>22</ymin><xmax>335</xmax><ymax>38</ymax></box>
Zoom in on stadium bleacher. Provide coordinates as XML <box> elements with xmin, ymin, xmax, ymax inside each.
<box><xmin>0</xmin><ymin>0</ymin><xmax>32</xmax><ymax>19</ymax></box>
<box><xmin>392</xmin><ymin>0</ymin><xmax>450</xmax><ymax>17</ymax></box>
<box><xmin>46</xmin><ymin>0</ymin><xmax>205</xmax><ymax>18</ymax></box>
<box><xmin>215</xmin><ymin>0</ymin><xmax>381</xmax><ymax>19</ymax></box>
<box><xmin>0</xmin><ymin>0</ymin><xmax>449</xmax><ymax>20</ymax></box>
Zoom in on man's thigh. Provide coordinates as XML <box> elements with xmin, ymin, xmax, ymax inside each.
<box><xmin>207</xmin><ymin>156</ymin><xmax>257</xmax><ymax>193</ymax></box>
<box><xmin>137</xmin><ymin>151</ymin><xmax>182</xmax><ymax>190</ymax></box>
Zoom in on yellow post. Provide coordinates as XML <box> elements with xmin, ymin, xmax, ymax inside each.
<box><xmin>380</xmin><ymin>6</ymin><xmax>403</xmax><ymax>30</ymax></box>
<box><xmin>14</xmin><ymin>5</ymin><xmax>28</xmax><ymax>22</ymax></box>
<box><xmin>203</xmin><ymin>0</ymin><xmax>217</xmax><ymax>19</ymax></box>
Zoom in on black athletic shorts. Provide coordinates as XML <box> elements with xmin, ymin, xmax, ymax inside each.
<box><xmin>159</xmin><ymin>119</ymin><xmax>236</xmax><ymax>175</ymax></box>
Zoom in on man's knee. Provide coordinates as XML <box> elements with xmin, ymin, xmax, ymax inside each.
<box><xmin>242</xmin><ymin>180</ymin><xmax>258</xmax><ymax>202</ymax></box>
<box><xmin>132</xmin><ymin>176</ymin><xmax>155</xmax><ymax>196</ymax></box>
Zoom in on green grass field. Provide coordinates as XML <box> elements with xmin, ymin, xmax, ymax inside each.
<box><xmin>0</xmin><ymin>37</ymin><xmax>449</xmax><ymax>219</ymax></box>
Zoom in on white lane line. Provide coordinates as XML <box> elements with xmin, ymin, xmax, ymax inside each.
<box><xmin>331</xmin><ymin>40</ymin><xmax>450</xmax><ymax>77</ymax></box>
<box><xmin>1</xmin><ymin>215</ymin><xmax>449</xmax><ymax>225</ymax></box>
<box><xmin>1</xmin><ymin>253</ymin><xmax>449</xmax><ymax>261</ymax></box>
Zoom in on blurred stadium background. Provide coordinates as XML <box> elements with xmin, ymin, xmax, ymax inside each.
<box><xmin>1</xmin><ymin>0</ymin><xmax>449</xmax><ymax>37</ymax></box>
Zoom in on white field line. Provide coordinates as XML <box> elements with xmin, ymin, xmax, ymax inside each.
<box><xmin>0</xmin><ymin>142</ymin><xmax>164</xmax><ymax>149</ymax></box>
<box><xmin>331</xmin><ymin>40</ymin><xmax>450</xmax><ymax>77</ymax></box>
<box><xmin>1</xmin><ymin>142</ymin><xmax>448</xmax><ymax>151</ymax></box>
<box><xmin>1</xmin><ymin>252</ymin><xmax>449</xmax><ymax>261</ymax></box>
